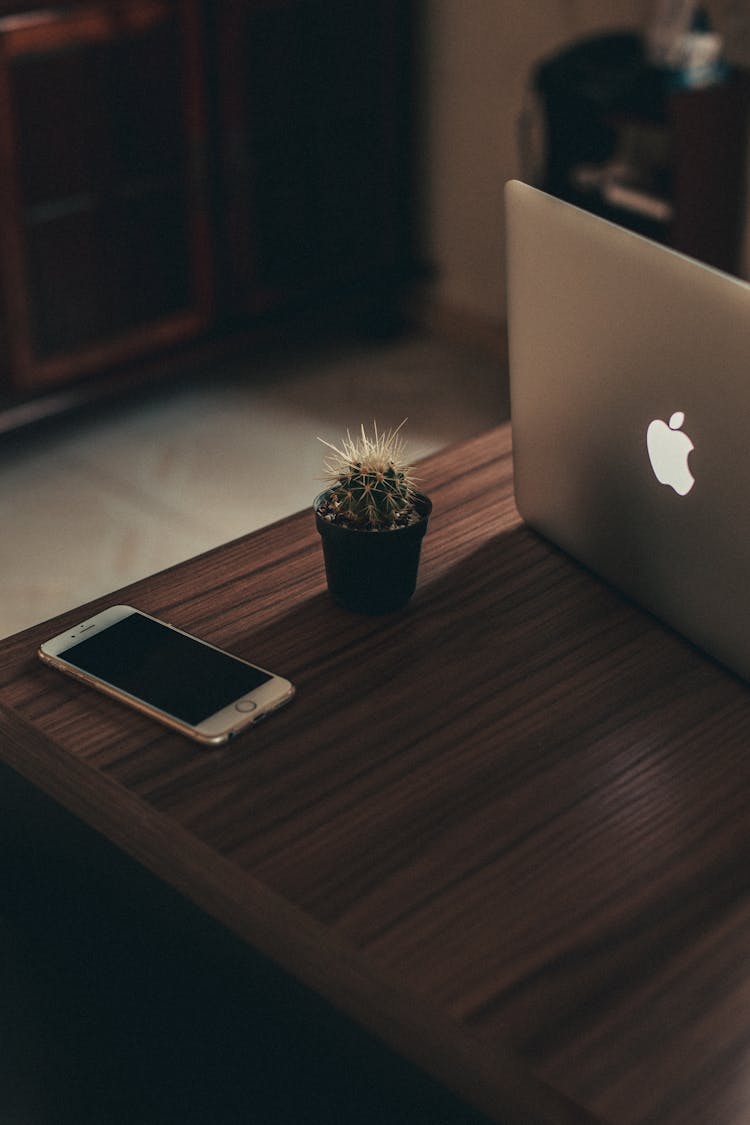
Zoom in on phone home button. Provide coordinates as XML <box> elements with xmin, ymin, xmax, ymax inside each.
<box><xmin>235</xmin><ymin>699</ymin><xmax>257</xmax><ymax>713</ymax></box>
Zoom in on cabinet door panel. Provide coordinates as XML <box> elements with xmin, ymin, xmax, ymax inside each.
<box><xmin>0</xmin><ymin>1</ymin><xmax>213</xmax><ymax>392</ymax></box>
<box><xmin>14</xmin><ymin>48</ymin><xmax>109</xmax><ymax>206</ymax></box>
<box><xmin>25</xmin><ymin>210</ymin><xmax>111</xmax><ymax>357</ymax></box>
<box><xmin>109</xmin><ymin>191</ymin><xmax>192</xmax><ymax>330</ymax></box>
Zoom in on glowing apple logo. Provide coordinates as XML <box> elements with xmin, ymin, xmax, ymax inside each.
<box><xmin>646</xmin><ymin>411</ymin><xmax>695</xmax><ymax>496</ymax></box>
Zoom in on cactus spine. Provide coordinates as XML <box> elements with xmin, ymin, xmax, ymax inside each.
<box><xmin>318</xmin><ymin>421</ymin><xmax>417</xmax><ymax>530</ymax></box>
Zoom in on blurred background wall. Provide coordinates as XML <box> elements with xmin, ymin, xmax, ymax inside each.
<box><xmin>417</xmin><ymin>0</ymin><xmax>745</xmax><ymax>346</ymax></box>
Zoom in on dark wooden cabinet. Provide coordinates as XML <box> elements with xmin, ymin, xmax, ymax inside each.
<box><xmin>212</xmin><ymin>0</ymin><xmax>416</xmax><ymax>318</ymax></box>
<box><xmin>0</xmin><ymin>1</ymin><xmax>214</xmax><ymax>393</ymax></box>
<box><xmin>0</xmin><ymin>0</ymin><xmax>417</xmax><ymax>406</ymax></box>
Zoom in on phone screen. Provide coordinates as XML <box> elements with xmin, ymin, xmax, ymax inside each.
<box><xmin>61</xmin><ymin>612</ymin><xmax>272</xmax><ymax>725</ymax></box>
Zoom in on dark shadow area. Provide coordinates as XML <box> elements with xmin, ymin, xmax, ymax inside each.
<box><xmin>0</xmin><ymin>758</ymin><xmax>494</xmax><ymax>1125</ymax></box>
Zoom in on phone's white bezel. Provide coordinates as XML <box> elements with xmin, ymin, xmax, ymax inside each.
<box><xmin>38</xmin><ymin>605</ymin><xmax>295</xmax><ymax>745</ymax></box>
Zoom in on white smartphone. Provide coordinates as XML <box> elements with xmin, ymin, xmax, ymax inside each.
<box><xmin>38</xmin><ymin>605</ymin><xmax>295</xmax><ymax>746</ymax></box>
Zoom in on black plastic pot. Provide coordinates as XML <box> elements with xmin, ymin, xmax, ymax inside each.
<box><xmin>314</xmin><ymin>492</ymin><xmax>432</xmax><ymax>614</ymax></box>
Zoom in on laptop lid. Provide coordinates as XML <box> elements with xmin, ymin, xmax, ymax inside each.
<box><xmin>505</xmin><ymin>179</ymin><xmax>750</xmax><ymax>681</ymax></box>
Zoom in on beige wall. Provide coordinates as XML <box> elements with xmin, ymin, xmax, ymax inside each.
<box><xmin>420</xmin><ymin>1</ymin><xmax>666</xmax><ymax>333</ymax></box>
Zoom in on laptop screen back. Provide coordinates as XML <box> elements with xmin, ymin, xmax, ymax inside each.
<box><xmin>505</xmin><ymin>179</ymin><xmax>750</xmax><ymax>681</ymax></box>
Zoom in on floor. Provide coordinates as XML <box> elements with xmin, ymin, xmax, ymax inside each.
<box><xmin>1</xmin><ymin>329</ymin><xmax>508</xmax><ymax>639</ymax></box>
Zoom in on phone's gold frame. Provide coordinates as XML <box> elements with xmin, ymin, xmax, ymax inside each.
<box><xmin>38</xmin><ymin>605</ymin><xmax>295</xmax><ymax>745</ymax></box>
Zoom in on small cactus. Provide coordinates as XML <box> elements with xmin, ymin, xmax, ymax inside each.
<box><xmin>318</xmin><ymin>420</ymin><xmax>417</xmax><ymax>530</ymax></box>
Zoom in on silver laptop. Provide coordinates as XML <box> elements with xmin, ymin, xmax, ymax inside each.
<box><xmin>505</xmin><ymin>178</ymin><xmax>750</xmax><ymax>681</ymax></box>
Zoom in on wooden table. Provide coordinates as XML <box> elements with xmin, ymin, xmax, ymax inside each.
<box><xmin>2</xmin><ymin>424</ymin><xmax>750</xmax><ymax>1125</ymax></box>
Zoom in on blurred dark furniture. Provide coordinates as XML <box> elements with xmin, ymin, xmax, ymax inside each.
<box><xmin>0</xmin><ymin>0</ymin><xmax>418</xmax><ymax>409</ymax></box>
<box><xmin>534</xmin><ymin>31</ymin><xmax>750</xmax><ymax>275</ymax></box>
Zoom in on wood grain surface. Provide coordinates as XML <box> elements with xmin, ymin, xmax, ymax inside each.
<box><xmin>2</xmin><ymin>424</ymin><xmax>750</xmax><ymax>1124</ymax></box>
